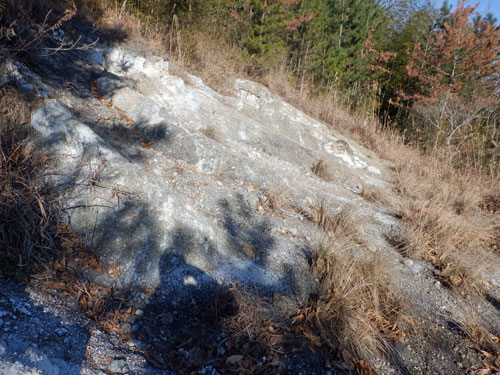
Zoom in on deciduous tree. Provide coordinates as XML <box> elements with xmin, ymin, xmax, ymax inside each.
<box><xmin>404</xmin><ymin>1</ymin><xmax>500</xmax><ymax>149</ymax></box>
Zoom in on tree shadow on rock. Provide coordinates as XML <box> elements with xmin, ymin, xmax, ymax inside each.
<box><xmin>90</xmin><ymin>119</ymin><xmax>172</xmax><ymax>163</ymax></box>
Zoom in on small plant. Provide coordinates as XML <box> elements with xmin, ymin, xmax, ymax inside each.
<box><xmin>311</xmin><ymin>159</ymin><xmax>333</xmax><ymax>181</ymax></box>
<box><xmin>221</xmin><ymin>284</ymin><xmax>272</xmax><ymax>341</ymax></box>
<box><xmin>200</xmin><ymin>125</ymin><xmax>220</xmax><ymax>142</ymax></box>
<box><xmin>310</xmin><ymin>201</ymin><xmax>358</xmax><ymax>239</ymax></box>
<box><xmin>0</xmin><ymin>88</ymin><xmax>58</xmax><ymax>279</ymax></box>
<box><xmin>360</xmin><ymin>183</ymin><xmax>389</xmax><ymax>205</ymax></box>
<box><xmin>258</xmin><ymin>184</ymin><xmax>291</xmax><ymax>215</ymax></box>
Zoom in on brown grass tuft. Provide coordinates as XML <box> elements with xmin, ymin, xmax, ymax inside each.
<box><xmin>394</xmin><ymin>166</ymin><xmax>498</xmax><ymax>294</ymax></box>
<box><xmin>200</xmin><ymin>125</ymin><xmax>220</xmax><ymax>142</ymax></box>
<box><xmin>97</xmin><ymin>6</ymin><xmax>168</xmax><ymax>53</ymax></box>
<box><xmin>310</xmin><ymin>202</ymin><xmax>358</xmax><ymax>240</ymax></box>
<box><xmin>311</xmin><ymin>159</ymin><xmax>334</xmax><ymax>181</ymax></box>
<box><xmin>258</xmin><ymin>183</ymin><xmax>291</xmax><ymax>215</ymax></box>
<box><xmin>360</xmin><ymin>183</ymin><xmax>391</xmax><ymax>205</ymax></box>
<box><xmin>221</xmin><ymin>284</ymin><xmax>272</xmax><ymax>342</ymax></box>
<box><xmin>308</xmin><ymin>239</ymin><xmax>404</xmax><ymax>361</ymax></box>
<box><xmin>481</xmin><ymin>191</ymin><xmax>500</xmax><ymax>214</ymax></box>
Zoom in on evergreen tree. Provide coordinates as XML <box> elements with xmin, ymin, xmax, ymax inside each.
<box><xmin>301</xmin><ymin>0</ymin><xmax>388</xmax><ymax>86</ymax></box>
<box><xmin>231</xmin><ymin>0</ymin><xmax>308</xmax><ymax>69</ymax></box>
<box><xmin>382</xmin><ymin>3</ymin><xmax>436</xmax><ymax>106</ymax></box>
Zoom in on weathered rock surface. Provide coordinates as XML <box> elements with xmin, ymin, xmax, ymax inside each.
<box><xmin>24</xmin><ymin>43</ymin><xmax>392</xmax><ymax>297</ymax></box>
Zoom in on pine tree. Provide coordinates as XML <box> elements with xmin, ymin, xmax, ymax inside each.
<box><xmin>299</xmin><ymin>0</ymin><xmax>387</xmax><ymax>87</ymax></box>
<box><xmin>407</xmin><ymin>2</ymin><xmax>500</xmax><ymax>100</ymax></box>
<box><xmin>231</xmin><ymin>0</ymin><xmax>308</xmax><ymax>69</ymax></box>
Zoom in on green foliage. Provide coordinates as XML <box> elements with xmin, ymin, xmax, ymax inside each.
<box><xmin>234</xmin><ymin>0</ymin><xmax>288</xmax><ymax>68</ymax></box>
<box><xmin>228</xmin><ymin>0</ymin><xmax>311</xmax><ymax>70</ymax></box>
<box><xmin>296</xmin><ymin>0</ymin><xmax>387</xmax><ymax>86</ymax></box>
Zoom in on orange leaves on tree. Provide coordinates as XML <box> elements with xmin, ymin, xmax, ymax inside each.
<box><xmin>406</xmin><ymin>1</ymin><xmax>500</xmax><ymax>101</ymax></box>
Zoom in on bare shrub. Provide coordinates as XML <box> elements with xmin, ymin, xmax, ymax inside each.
<box><xmin>0</xmin><ymin>0</ymin><xmax>77</xmax><ymax>57</ymax></box>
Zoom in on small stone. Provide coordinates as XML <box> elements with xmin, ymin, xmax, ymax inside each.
<box><xmin>434</xmin><ymin>281</ymin><xmax>441</xmax><ymax>288</ymax></box>
<box><xmin>135</xmin><ymin>309</ymin><xmax>144</xmax><ymax>316</ymax></box>
<box><xmin>108</xmin><ymin>359</ymin><xmax>128</xmax><ymax>374</ymax></box>
<box><xmin>128</xmin><ymin>340</ymin><xmax>141</xmax><ymax>348</ymax></box>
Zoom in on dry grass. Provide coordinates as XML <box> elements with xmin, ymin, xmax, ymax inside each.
<box><xmin>306</xmin><ymin>238</ymin><xmax>404</xmax><ymax>362</ymax></box>
<box><xmin>310</xmin><ymin>201</ymin><xmax>358</xmax><ymax>240</ymax></box>
<box><xmin>391</xmin><ymin>157</ymin><xmax>499</xmax><ymax>293</ymax></box>
<box><xmin>96</xmin><ymin>6</ymin><xmax>168</xmax><ymax>53</ymax></box>
<box><xmin>13</xmin><ymin>2</ymin><xmax>499</xmax><ymax>367</ymax></box>
<box><xmin>259</xmin><ymin>183</ymin><xmax>291</xmax><ymax>215</ymax></box>
<box><xmin>221</xmin><ymin>285</ymin><xmax>272</xmax><ymax>342</ymax></box>
<box><xmin>257</xmin><ymin>60</ymin><xmax>500</xmax><ymax>296</ymax></box>
<box><xmin>301</xmin><ymin>205</ymin><xmax>405</xmax><ymax>362</ymax></box>
<box><xmin>360</xmin><ymin>183</ymin><xmax>391</xmax><ymax>205</ymax></box>
<box><xmin>0</xmin><ymin>88</ymin><xmax>60</xmax><ymax>280</ymax></box>
<box><xmin>446</xmin><ymin>303</ymin><xmax>500</xmax><ymax>373</ymax></box>
<box><xmin>311</xmin><ymin>159</ymin><xmax>334</xmax><ymax>181</ymax></box>
<box><xmin>200</xmin><ymin>125</ymin><xmax>220</xmax><ymax>142</ymax></box>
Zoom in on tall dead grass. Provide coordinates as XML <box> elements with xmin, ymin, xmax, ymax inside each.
<box><xmin>0</xmin><ymin>88</ymin><xmax>60</xmax><ymax>280</ymax></box>
<box><xmin>253</xmin><ymin>54</ymin><xmax>500</xmax><ymax>295</ymax></box>
<box><xmin>304</xmin><ymin>202</ymin><xmax>405</xmax><ymax>362</ymax></box>
<box><xmin>310</xmin><ymin>239</ymin><xmax>404</xmax><ymax>361</ymax></box>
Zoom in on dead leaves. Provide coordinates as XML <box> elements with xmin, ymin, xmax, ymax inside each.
<box><xmin>466</xmin><ymin>332</ymin><xmax>500</xmax><ymax>375</ymax></box>
<box><xmin>32</xmin><ymin>221</ymin><xmax>140</xmax><ymax>339</ymax></box>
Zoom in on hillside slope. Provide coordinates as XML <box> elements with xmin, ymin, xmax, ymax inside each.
<box><xmin>1</xmin><ymin>21</ymin><xmax>500</xmax><ymax>375</ymax></box>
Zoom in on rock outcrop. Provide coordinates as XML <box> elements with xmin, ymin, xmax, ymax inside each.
<box><xmin>18</xmin><ymin>42</ymin><xmax>392</xmax><ymax>297</ymax></box>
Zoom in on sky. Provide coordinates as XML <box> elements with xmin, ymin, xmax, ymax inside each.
<box><xmin>439</xmin><ymin>0</ymin><xmax>500</xmax><ymax>21</ymax></box>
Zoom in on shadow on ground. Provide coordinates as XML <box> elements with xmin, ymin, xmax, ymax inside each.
<box><xmin>0</xmin><ymin>278</ymin><xmax>88</xmax><ymax>374</ymax></box>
